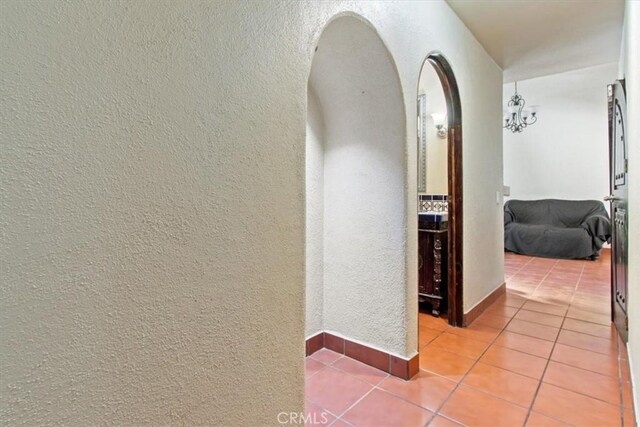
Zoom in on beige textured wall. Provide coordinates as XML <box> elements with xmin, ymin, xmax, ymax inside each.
<box><xmin>0</xmin><ymin>1</ymin><xmax>306</xmax><ymax>424</ymax></box>
<box><xmin>1</xmin><ymin>0</ymin><xmax>503</xmax><ymax>424</ymax></box>
<box><xmin>426</xmin><ymin>123</ymin><xmax>449</xmax><ymax>196</ymax></box>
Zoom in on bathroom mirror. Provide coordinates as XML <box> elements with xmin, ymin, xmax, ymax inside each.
<box><xmin>417</xmin><ymin>64</ymin><xmax>449</xmax><ymax>196</ymax></box>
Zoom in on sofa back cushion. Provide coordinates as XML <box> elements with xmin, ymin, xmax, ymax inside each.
<box><xmin>504</xmin><ymin>199</ymin><xmax>608</xmax><ymax>228</ymax></box>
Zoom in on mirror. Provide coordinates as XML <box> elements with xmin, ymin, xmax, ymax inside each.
<box><xmin>417</xmin><ymin>62</ymin><xmax>449</xmax><ymax>196</ymax></box>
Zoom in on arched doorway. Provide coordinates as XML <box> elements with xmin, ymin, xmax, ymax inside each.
<box><xmin>417</xmin><ymin>52</ymin><xmax>464</xmax><ymax>327</ymax></box>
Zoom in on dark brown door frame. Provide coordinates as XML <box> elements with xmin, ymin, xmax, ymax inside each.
<box><xmin>425</xmin><ymin>52</ymin><xmax>464</xmax><ymax>327</ymax></box>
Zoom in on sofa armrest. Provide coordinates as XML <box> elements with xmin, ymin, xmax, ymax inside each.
<box><xmin>504</xmin><ymin>210</ymin><xmax>515</xmax><ymax>227</ymax></box>
<box><xmin>580</xmin><ymin>214</ymin><xmax>612</xmax><ymax>246</ymax></box>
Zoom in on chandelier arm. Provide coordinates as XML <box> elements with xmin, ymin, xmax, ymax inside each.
<box><xmin>527</xmin><ymin>114</ymin><xmax>538</xmax><ymax>125</ymax></box>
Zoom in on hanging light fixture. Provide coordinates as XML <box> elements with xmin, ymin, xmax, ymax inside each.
<box><xmin>503</xmin><ymin>82</ymin><xmax>538</xmax><ymax>133</ymax></box>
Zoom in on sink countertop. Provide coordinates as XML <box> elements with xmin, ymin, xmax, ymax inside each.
<box><xmin>418</xmin><ymin>211</ymin><xmax>448</xmax><ymax>223</ymax></box>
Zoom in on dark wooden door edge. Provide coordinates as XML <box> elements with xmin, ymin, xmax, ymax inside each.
<box><xmin>426</xmin><ymin>52</ymin><xmax>464</xmax><ymax>327</ymax></box>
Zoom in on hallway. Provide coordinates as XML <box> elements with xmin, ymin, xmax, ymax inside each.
<box><xmin>305</xmin><ymin>252</ymin><xmax>635</xmax><ymax>426</ymax></box>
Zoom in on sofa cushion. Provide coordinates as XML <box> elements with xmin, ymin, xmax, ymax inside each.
<box><xmin>504</xmin><ymin>199</ymin><xmax>611</xmax><ymax>259</ymax></box>
<box><xmin>505</xmin><ymin>223</ymin><xmax>594</xmax><ymax>259</ymax></box>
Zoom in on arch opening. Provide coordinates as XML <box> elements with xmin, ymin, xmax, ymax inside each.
<box><xmin>305</xmin><ymin>15</ymin><xmax>408</xmax><ymax>357</ymax></box>
<box><xmin>417</xmin><ymin>52</ymin><xmax>464</xmax><ymax>327</ymax></box>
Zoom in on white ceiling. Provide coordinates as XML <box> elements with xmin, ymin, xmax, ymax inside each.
<box><xmin>446</xmin><ymin>0</ymin><xmax>624</xmax><ymax>82</ymax></box>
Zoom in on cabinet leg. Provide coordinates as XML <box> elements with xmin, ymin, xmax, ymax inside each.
<box><xmin>431</xmin><ymin>301</ymin><xmax>441</xmax><ymax>317</ymax></box>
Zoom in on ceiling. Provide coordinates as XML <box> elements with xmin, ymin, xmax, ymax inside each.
<box><xmin>446</xmin><ymin>0</ymin><xmax>624</xmax><ymax>82</ymax></box>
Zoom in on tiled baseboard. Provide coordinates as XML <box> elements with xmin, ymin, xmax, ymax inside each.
<box><xmin>463</xmin><ymin>282</ymin><xmax>506</xmax><ymax>326</ymax></box>
<box><xmin>305</xmin><ymin>332</ymin><xmax>419</xmax><ymax>380</ymax></box>
<box><xmin>306</xmin><ymin>332</ymin><xmax>325</xmax><ymax>356</ymax></box>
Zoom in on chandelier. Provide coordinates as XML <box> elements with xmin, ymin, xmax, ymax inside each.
<box><xmin>503</xmin><ymin>82</ymin><xmax>538</xmax><ymax>133</ymax></box>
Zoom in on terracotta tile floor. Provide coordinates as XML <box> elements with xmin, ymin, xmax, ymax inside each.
<box><xmin>305</xmin><ymin>252</ymin><xmax>636</xmax><ymax>426</ymax></box>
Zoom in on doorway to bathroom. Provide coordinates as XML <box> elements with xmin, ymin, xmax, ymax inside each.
<box><xmin>417</xmin><ymin>53</ymin><xmax>463</xmax><ymax>327</ymax></box>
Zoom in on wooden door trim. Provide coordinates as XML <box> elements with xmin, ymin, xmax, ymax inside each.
<box><xmin>425</xmin><ymin>52</ymin><xmax>464</xmax><ymax>327</ymax></box>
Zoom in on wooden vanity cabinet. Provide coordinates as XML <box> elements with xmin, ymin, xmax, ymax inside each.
<box><xmin>418</xmin><ymin>220</ymin><xmax>448</xmax><ymax>316</ymax></box>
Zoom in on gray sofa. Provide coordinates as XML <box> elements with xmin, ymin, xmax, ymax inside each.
<box><xmin>504</xmin><ymin>199</ymin><xmax>611</xmax><ymax>260</ymax></box>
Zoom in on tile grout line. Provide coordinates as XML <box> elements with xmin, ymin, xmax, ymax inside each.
<box><xmin>314</xmin><ymin>354</ymin><xmax>435</xmax><ymax>425</ymax></box>
<box><xmin>428</xmin><ymin>257</ymin><xmax>558</xmax><ymax>425</ymax></box>
<box><xmin>513</xmin><ymin>259</ymin><xmax>616</xmax><ymax>424</ymax></box>
<box><xmin>305</xmin><ymin>355</ymin><xmax>357</xmax><ymax>424</ymax></box>
<box><xmin>330</xmin><ymin>347</ymin><xmax>463</xmax><ymax>426</ymax></box>
<box><xmin>427</xmin><ymin>283</ymin><xmax>536</xmax><ymax>424</ymax></box>
<box><xmin>567</xmin><ymin>258</ymin><xmax>588</xmax><ymax>309</ymax></box>
<box><xmin>506</xmin><ymin>255</ymin><xmax>536</xmax><ymax>282</ymax></box>
<box><xmin>475</xmin><ymin>257</ymin><xmax>620</xmax><ymax>425</ymax></box>
<box><xmin>370</xmin><ymin>381</ymin><xmax>447</xmax><ymax>426</ymax></box>
<box><xmin>310</xmin><ymin>256</ymin><xmax>626</xmax><ymax>426</ymax></box>
<box><xmin>459</xmin><ymin>260</ymin><xmax>610</xmax><ymax>409</ymax></box>
<box><xmin>445</xmin><ymin>256</ymin><xmax>625</xmax><ymax>425</ymax></box>
<box><xmin>325</xmin><ymin>354</ymin><xmax>383</xmax><ymax>423</ymax></box>
<box><xmin>576</xmin><ymin>258</ymin><xmax>626</xmax><ymax>424</ymax></box>
<box><xmin>333</xmin><ymin>386</ymin><xmax>377</xmax><ymax>422</ymax></box>
<box><xmin>551</xmin><ymin>259</ymin><xmax>627</xmax><ymax>410</ymax></box>
<box><xmin>427</xmin><ymin>333</ymin><xmax>503</xmax><ymax>421</ymax></box>
<box><xmin>520</xmin><ymin>258</ymin><xmax>627</xmax><ymax>426</ymax></box>
<box><xmin>306</xmin><ymin>362</ymin><xmax>374</xmax><ymax>425</ymax></box>
<box><xmin>522</xmin><ymin>259</ymin><xmax>566</xmax><ymax>426</ymax></box>
<box><xmin>527</xmin><ymin>258</ymin><xmax>560</xmax><ymax>303</ymax></box>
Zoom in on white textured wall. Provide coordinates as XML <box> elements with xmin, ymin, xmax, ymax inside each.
<box><xmin>503</xmin><ymin>63</ymin><xmax>617</xmax><ymax>207</ymax></box>
<box><xmin>457</xmin><ymin>37</ymin><xmax>505</xmax><ymax>312</ymax></box>
<box><xmin>621</xmin><ymin>0</ymin><xmax>640</xmax><ymax>412</ymax></box>
<box><xmin>2</xmin><ymin>0</ymin><xmax>503</xmax><ymax>423</ymax></box>
<box><xmin>305</xmin><ymin>87</ymin><xmax>325</xmax><ymax>338</ymax></box>
<box><xmin>310</xmin><ymin>16</ymin><xmax>407</xmax><ymax>356</ymax></box>
<box><xmin>305</xmin><ymin>0</ymin><xmax>506</xmax><ymax>323</ymax></box>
